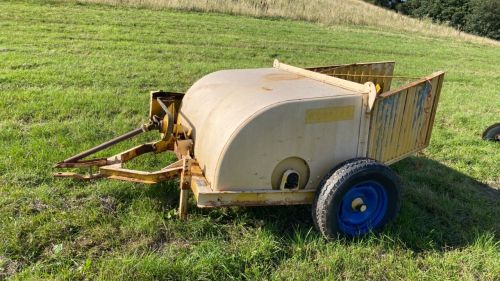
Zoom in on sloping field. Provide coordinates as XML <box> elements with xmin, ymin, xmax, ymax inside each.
<box><xmin>1</xmin><ymin>0</ymin><xmax>500</xmax><ymax>279</ymax></box>
<box><xmin>50</xmin><ymin>0</ymin><xmax>500</xmax><ymax>45</ymax></box>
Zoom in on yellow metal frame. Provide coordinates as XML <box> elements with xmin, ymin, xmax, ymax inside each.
<box><xmin>54</xmin><ymin>136</ymin><xmax>183</xmax><ymax>184</ymax></box>
<box><xmin>367</xmin><ymin>71</ymin><xmax>445</xmax><ymax>164</ymax></box>
<box><xmin>190</xmin><ymin>162</ymin><xmax>315</xmax><ymax>207</ymax></box>
<box><xmin>54</xmin><ymin>135</ymin><xmax>197</xmax><ymax>219</ymax></box>
<box><xmin>52</xmin><ymin>135</ymin><xmax>315</xmax><ymax>216</ymax></box>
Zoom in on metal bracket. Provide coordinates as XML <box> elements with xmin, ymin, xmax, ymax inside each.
<box><xmin>54</xmin><ymin>136</ymin><xmax>184</xmax><ymax>183</ymax></box>
<box><xmin>156</xmin><ymin>97</ymin><xmax>174</xmax><ymax>141</ymax></box>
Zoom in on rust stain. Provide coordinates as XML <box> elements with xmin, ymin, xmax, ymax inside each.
<box><xmin>262</xmin><ymin>87</ymin><xmax>273</xmax><ymax>91</ymax></box>
<box><xmin>234</xmin><ymin>193</ymin><xmax>267</xmax><ymax>202</ymax></box>
<box><xmin>265</xmin><ymin>73</ymin><xmax>303</xmax><ymax>81</ymax></box>
<box><xmin>199</xmin><ymin>199</ymin><xmax>313</xmax><ymax>208</ymax></box>
<box><xmin>369</xmin><ymin>72</ymin><xmax>444</xmax><ymax>164</ymax></box>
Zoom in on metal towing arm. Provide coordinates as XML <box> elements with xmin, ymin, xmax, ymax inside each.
<box><xmin>53</xmin><ymin>91</ymin><xmax>194</xmax><ymax>219</ymax></box>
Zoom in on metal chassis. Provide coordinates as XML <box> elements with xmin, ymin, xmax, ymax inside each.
<box><xmin>53</xmin><ymin>135</ymin><xmax>315</xmax><ymax>219</ymax></box>
<box><xmin>54</xmin><ymin>132</ymin><xmax>314</xmax><ymax>221</ymax></box>
<box><xmin>54</xmin><ymin>61</ymin><xmax>442</xmax><ymax>219</ymax></box>
<box><xmin>53</xmin><ymin>136</ymin><xmax>193</xmax><ymax>219</ymax></box>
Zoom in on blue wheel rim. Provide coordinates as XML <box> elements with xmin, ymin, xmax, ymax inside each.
<box><xmin>337</xmin><ymin>181</ymin><xmax>388</xmax><ymax>235</ymax></box>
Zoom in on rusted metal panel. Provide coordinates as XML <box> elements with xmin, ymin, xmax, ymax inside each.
<box><xmin>188</xmin><ymin>161</ymin><xmax>314</xmax><ymax>207</ymax></box>
<box><xmin>371</xmin><ymin>90</ymin><xmax>406</xmax><ymax>163</ymax></box>
<box><xmin>368</xmin><ymin>72</ymin><xmax>445</xmax><ymax>164</ymax></box>
<box><xmin>274</xmin><ymin>60</ymin><xmax>365</xmax><ymax>92</ymax></box>
<box><xmin>304</xmin><ymin>61</ymin><xmax>395</xmax><ymax>93</ymax></box>
<box><xmin>424</xmin><ymin>74</ymin><xmax>445</xmax><ymax>145</ymax></box>
<box><xmin>193</xmin><ymin>180</ymin><xmax>315</xmax><ymax>208</ymax></box>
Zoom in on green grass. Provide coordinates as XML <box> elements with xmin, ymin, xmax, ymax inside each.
<box><xmin>1</xmin><ymin>0</ymin><xmax>500</xmax><ymax>279</ymax></box>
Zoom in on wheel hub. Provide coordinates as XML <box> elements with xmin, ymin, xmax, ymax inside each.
<box><xmin>351</xmin><ymin>198</ymin><xmax>367</xmax><ymax>212</ymax></box>
<box><xmin>338</xmin><ymin>181</ymin><xmax>388</xmax><ymax>235</ymax></box>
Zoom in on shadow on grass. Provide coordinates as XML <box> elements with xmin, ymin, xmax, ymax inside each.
<box><xmin>104</xmin><ymin>154</ymin><xmax>499</xmax><ymax>254</ymax></box>
<box><xmin>389</xmin><ymin>156</ymin><xmax>500</xmax><ymax>251</ymax></box>
<box><xmin>7</xmin><ymin>155</ymin><xmax>493</xmax><ymax>279</ymax></box>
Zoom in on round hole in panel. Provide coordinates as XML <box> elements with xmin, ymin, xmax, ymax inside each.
<box><xmin>271</xmin><ymin>157</ymin><xmax>310</xmax><ymax>190</ymax></box>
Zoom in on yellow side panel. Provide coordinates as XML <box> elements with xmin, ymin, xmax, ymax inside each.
<box><xmin>368</xmin><ymin>72</ymin><xmax>445</xmax><ymax>164</ymax></box>
<box><xmin>304</xmin><ymin>62</ymin><xmax>395</xmax><ymax>93</ymax></box>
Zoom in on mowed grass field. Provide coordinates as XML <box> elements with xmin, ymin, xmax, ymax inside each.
<box><xmin>1</xmin><ymin>0</ymin><xmax>500</xmax><ymax>279</ymax></box>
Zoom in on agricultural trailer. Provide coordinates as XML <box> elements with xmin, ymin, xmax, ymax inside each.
<box><xmin>54</xmin><ymin>60</ymin><xmax>445</xmax><ymax>238</ymax></box>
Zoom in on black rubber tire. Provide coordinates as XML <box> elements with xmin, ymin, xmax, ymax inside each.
<box><xmin>311</xmin><ymin>158</ymin><xmax>364</xmax><ymax>231</ymax></box>
<box><xmin>482</xmin><ymin>123</ymin><xmax>500</xmax><ymax>141</ymax></box>
<box><xmin>312</xmin><ymin>158</ymin><xmax>402</xmax><ymax>239</ymax></box>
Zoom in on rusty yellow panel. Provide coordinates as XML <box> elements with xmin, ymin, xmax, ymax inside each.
<box><xmin>188</xmin><ymin>161</ymin><xmax>315</xmax><ymax>207</ymax></box>
<box><xmin>354</xmin><ymin>65</ymin><xmax>363</xmax><ymax>84</ymax></box>
<box><xmin>338</xmin><ymin>65</ymin><xmax>348</xmax><ymax>80</ymax></box>
<box><xmin>376</xmin><ymin>63</ymin><xmax>394</xmax><ymax>92</ymax></box>
<box><xmin>415</xmin><ymin>80</ymin><xmax>436</xmax><ymax>148</ymax></box>
<box><xmin>386</xmin><ymin>90</ymin><xmax>407</xmax><ymax>159</ymax></box>
<box><xmin>380</xmin><ymin>91</ymin><xmax>406</xmax><ymax>162</ymax></box>
<box><xmin>368</xmin><ymin>72</ymin><xmax>445</xmax><ymax>164</ymax></box>
<box><xmin>368</xmin><ymin>90</ymin><xmax>407</xmax><ymax>162</ymax></box>
<box><xmin>348</xmin><ymin>65</ymin><xmax>357</xmax><ymax>82</ymax></box>
<box><xmin>369</xmin><ymin>89</ymin><xmax>413</xmax><ymax>161</ymax></box>
<box><xmin>375</xmin><ymin>95</ymin><xmax>392</xmax><ymax>161</ymax></box>
<box><xmin>420</xmin><ymin>75</ymin><xmax>443</xmax><ymax>146</ymax></box>
<box><xmin>402</xmin><ymin>84</ymin><xmax>420</xmax><ymax>154</ymax></box>
<box><xmin>399</xmin><ymin>86</ymin><xmax>418</xmax><ymax>154</ymax></box>
<box><xmin>369</xmin><ymin>100</ymin><xmax>382</xmax><ymax>161</ymax></box>
<box><xmin>397</xmin><ymin>85</ymin><xmax>415</xmax><ymax>155</ymax></box>
<box><xmin>344</xmin><ymin>65</ymin><xmax>352</xmax><ymax>80</ymax></box>
<box><xmin>305</xmin><ymin>106</ymin><xmax>355</xmax><ymax>124</ymax></box>
<box><xmin>379</xmin><ymin>63</ymin><xmax>387</xmax><ymax>91</ymax></box>
<box><xmin>346</xmin><ymin>65</ymin><xmax>356</xmax><ymax>82</ymax></box>
<box><xmin>360</xmin><ymin>65</ymin><xmax>369</xmax><ymax>84</ymax></box>
<box><xmin>332</xmin><ymin>68</ymin><xmax>341</xmax><ymax>78</ymax></box>
<box><xmin>303</xmin><ymin>62</ymin><xmax>396</xmax><ymax>94</ymax></box>
<box><xmin>193</xmin><ymin>183</ymin><xmax>315</xmax><ymax>207</ymax></box>
<box><xmin>408</xmin><ymin>81</ymin><xmax>432</xmax><ymax>153</ymax></box>
<box><xmin>425</xmin><ymin>75</ymin><xmax>445</xmax><ymax>145</ymax></box>
<box><xmin>384</xmin><ymin>63</ymin><xmax>395</xmax><ymax>92</ymax></box>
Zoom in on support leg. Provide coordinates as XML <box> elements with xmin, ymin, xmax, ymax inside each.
<box><xmin>179</xmin><ymin>189</ymin><xmax>189</xmax><ymax>220</ymax></box>
<box><xmin>178</xmin><ymin>157</ymin><xmax>192</xmax><ymax>220</ymax></box>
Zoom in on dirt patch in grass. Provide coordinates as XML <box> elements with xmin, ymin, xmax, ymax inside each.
<box><xmin>0</xmin><ymin>257</ymin><xmax>21</xmax><ymax>280</ymax></box>
<box><xmin>26</xmin><ymin>199</ymin><xmax>49</xmax><ymax>214</ymax></box>
<box><xmin>99</xmin><ymin>195</ymin><xmax>117</xmax><ymax>215</ymax></box>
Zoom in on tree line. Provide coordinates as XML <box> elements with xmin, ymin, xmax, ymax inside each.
<box><xmin>365</xmin><ymin>0</ymin><xmax>500</xmax><ymax>40</ymax></box>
